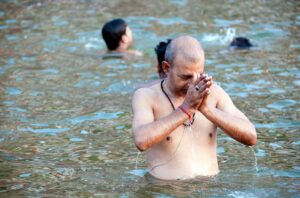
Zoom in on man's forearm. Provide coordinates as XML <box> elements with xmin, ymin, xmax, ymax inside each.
<box><xmin>133</xmin><ymin>107</ymin><xmax>189</xmax><ymax>151</ymax></box>
<box><xmin>202</xmin><ymin>106</ymin><xmax>257</xmax><ymax>146</ymax></box>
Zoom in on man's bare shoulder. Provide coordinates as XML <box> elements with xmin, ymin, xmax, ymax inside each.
<box><xmin>210</xmin><ymin>83</ymin><xmax>225</xmax><ymax>97</ymax></box>
<box><xmin>210</xmin><ymin>82</ymin><xmax>237</xmax><ymax>110</ymax></box>
<box><xmin>207</xmin><ymin>83</ymin><xmax>229</xmax><ymax>104</ymax></box>
<box><xmin>132</xmin><ymin>80</ymin><xmax>162</xmax><ymax>102</ymax></box>
<box><xmin>134</xmin><ymin>79</ymin><xmax>162</xmax><ymax>90</ymax></box>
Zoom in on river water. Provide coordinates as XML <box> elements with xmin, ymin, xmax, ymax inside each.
<box><xmin>0</xmin><ymin>0</ymin><xmax>299</xmax><ymax>197</ymax></box>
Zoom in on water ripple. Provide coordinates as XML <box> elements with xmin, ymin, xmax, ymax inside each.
<box><xmin>5</xmin><ymin>19</ymin><xmax>17</xmax><ymax>24</ymax></box>
<box><xmin>51</xmin><ymin>16</ymin><xmax>69</xmax><ymax>27</ymax></box>
<box><xmin>18</xmin><ymin>127</ymin><xmax>69</xmax><ymax>134</ymax></box>
<box><xmin>69</xmin><ymin>111</ymin><xmax>124</xmax><ymax>125</ymax></box>
<box><xmin>267</xmin><ymin>99</ymin><xmax>297</xmax><ymax>110</ymax></box>
<box><xmin>255</xmin><ymin>121</ymin><xmax>300</xmax><ymax>129</ymax></box>
<box><xmin>0</xmin><ymin>25</ymin><xmax>8</xmax><ymax>30</ymax></box>
<box><xmin>69</xmin><ymin>137</ymin><xmax>83</xmax><ymax>142</ymax></box>
<box><xmin>5</xmin><ymin>35</ymin><xmax>18</xmax><ymax>41</ymax></box>
<box><xmin>6</xmin><ymin>87</ymin><xmax>22</xmax><ymax>95</ymax></box>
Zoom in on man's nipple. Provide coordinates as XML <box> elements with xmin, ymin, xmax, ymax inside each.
<box><xmin>166</xmin><ymin>136</ymin><xmax>171</xmax><ymax>141</ymax></box>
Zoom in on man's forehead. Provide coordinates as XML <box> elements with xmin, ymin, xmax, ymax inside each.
<box><xmin>173</xmin><ymin>51</ymin><xmax>204</xmax><ymax>63</ymax></box>
<box><xmin>173</xmin><ymin>55</ymin><xmax>204</xmax><ymax>67</ymax></box>
<box><xmin>173</xmin><ymin>60</ymin><xmax>204</xmax><ymax>74</ymax></box>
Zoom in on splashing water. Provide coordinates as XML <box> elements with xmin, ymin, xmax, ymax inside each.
<box><xmin>128</xmin><ymin>151</ymin><xmax>147</xmax><ymax>178</ymax></box>
<box><xmin>202</xmin><ymin>28</ymin><xmax>236</xmax><ymax>45</ymax></box>
<box><xmin>222</xmin><ymin>28</ymin><xmax>236</xmax><ymax>44</ymax></box>
<box><xmin>249</xmin><ymin>146</ymin><xmax>259</xmax><ymax>172</ymax></box>
<box><xmin>135</xmin><ymin>151</ymin><xmax>141</xmax><ymax>169</ymax></box>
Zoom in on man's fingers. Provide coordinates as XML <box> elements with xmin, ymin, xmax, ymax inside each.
<box><xmin>194</xmin><ymin>74</ymin><xmax>207</xmax><ymax>85</ymax></box>
<box><xmin>195</xmin><ymin>77</ymin><xmax>206</xmax><ymax>87</ymax></box>
<box><xmin>204</xmin><ymin>75</ymin><xmax>212</xmax><ymax>83</ymax></box>
<box><xmin>195</xmin><ymin>75</ymin><xmax>212</xmax><ymax>87</ymax></box>
<box><xmin>195</xmin><ymin>82</ymin><xmax>210</xmax><ymax>93</ymax></box>
<box><xmin>206</xmin><ymin>78</ymin><xmax>213</xmax><ymax>88</ymax></box>
<box><xmin>194</xmin><ymin>77</ymin><xmax>212</xmax><ymax>92</ymax></box>
<box><xmin>196</xmin><ymin>84</ymin><xmax>206</xmax><ymax>93</ymax></box>
<box><xmin>199</xmin><ymin>88</ymin><xmax>210</xmax><ymax>98</ymax></box>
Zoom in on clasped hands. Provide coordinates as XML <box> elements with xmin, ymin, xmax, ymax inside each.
<box><xmin>181</xmin><ymin>73</ymin><xmax>213</xmax><ymax>114</ymax></box>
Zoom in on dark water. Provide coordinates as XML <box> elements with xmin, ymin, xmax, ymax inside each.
<box><xmin>0</xmin><ymin>0</ymin><xmax>299</xmax><ymax>197</ymax></box>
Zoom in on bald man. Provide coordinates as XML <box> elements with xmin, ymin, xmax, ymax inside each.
<box><xmin>132</xmin><ymin>36</ymin><xmax>257</xmax><ymax>180</ymax></box>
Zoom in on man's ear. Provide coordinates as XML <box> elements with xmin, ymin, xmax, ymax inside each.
<box><xmin>121</xmin><ymin>34</ymin><xmax>128</xmax><ymax>44</ymax></box>
<box><xmin>162</xmin><ymin>61</ymin><xmax>170</xmax><ymax>74</ymax></box>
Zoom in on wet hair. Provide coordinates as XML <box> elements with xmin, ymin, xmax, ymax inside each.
<box><xmin>154</xmin><ymin>39</ymin><xmax>172</xmax><ymax>79</ymax></box>
<box><xmin>102</xmin><ymin>18</ymin><xmax>127</xmax><ymax>50</ymax></box>
<box><xmin>230</xmin><ymin>37</ymin><xmax>253</xmax><ymax>49</ymax></box>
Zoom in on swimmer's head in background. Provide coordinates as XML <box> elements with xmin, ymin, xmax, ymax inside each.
<box><xmin>155</xmin><ymin>39</ymin><xmax>172</xmax><ymax>79</ymax></box>
<box><xmin>230</xmin><ymin>37</ymin><xmax>253</xmax><ymax>49</ymax></box>
<box><xmin>102</xmin><ymin>18</ymin><xmax>128</xmax><ymax>50</ymax></box>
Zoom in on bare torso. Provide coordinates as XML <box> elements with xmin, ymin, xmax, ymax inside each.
<box><xmin>146</xmin><ymin>81</ymin><xmax>219</xmax><ymax>180</ymax></box>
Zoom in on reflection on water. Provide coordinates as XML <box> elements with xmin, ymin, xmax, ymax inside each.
<box><xmin>0</xmin><ymin>0</ymin><xmax>299</xmax><ymax>197</ymax></box>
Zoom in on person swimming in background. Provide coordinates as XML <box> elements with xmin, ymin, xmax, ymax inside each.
<box><xmin>229</xmin><ymin>37</ymin><xmax>253</xmax><ymax>49</ymax></box>
<box><xmin>101</xmin><ymin>18</ymin><xmax>142</xmax><ymax>57</ymax></box>
<box><xmin>134</xmin><ymin>39</ymin><xmax>172</xmax><ymax>89</ymax></box>
<box><xmin>154</xmin><ymin>39</ymin><xmax>172</xmax><ymax>79</ymax></box>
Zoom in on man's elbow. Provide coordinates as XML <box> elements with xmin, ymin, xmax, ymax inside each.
<box><xmin>134</xmin><ymin>139</ymin><xmax>148</xmax><ymax>152</ymax></box>
<box><xmin>133</xmin><ymin>132</ymin><xmax>148</xmax><ymax>152</ymax></box>
<box><xmin>245</xmin><ymin>137</ymin><xmax>256</xmax><ymax>146</ymax></box>
<box><xmin>245</xmin><ymin>128</ymin><xmax>257</xmax><ymax>146</ymax></box>
<box><xmin>135</xmin><ymin>143</ymin><xmax>146</xmax><ymax>152</ymax></box>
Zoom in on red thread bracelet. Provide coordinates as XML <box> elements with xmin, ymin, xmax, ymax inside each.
<box><xmin>179</xmin><ymin>106</ymin><xmax>192</xmax><ymax>122</ymax></box>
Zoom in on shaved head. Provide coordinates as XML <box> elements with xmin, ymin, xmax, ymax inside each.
<box><xmin>165</xmin><ymin>35</ymin><xmax>204</xmax><ymax>67</ymax></box>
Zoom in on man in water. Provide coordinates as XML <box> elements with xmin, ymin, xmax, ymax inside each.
<box><xmin>101</xmin><ymin>18</ymin><xmax>142</xmax><ymax>56</ymax></box>
<box><xmin>155</xmin><ymin>39</ymin><xmax>172</xmax><ymax>79</ymax></box>
<box><xmin>230</xmin><ymin>37</ymin><xmax>253</xmax><ymax>49</ymax></box>
<box><xmin>134</xmin><ymin>39</ymin><xmax>171</xmax><ymax>89</ymax></box>
<box><xmin>132</xmin><ymin>35</ymin><xmax>257</xmax><ymax>180</ymax></box>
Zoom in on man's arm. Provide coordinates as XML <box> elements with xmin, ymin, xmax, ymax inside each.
<box><xmin>132</xmin><ymin>76</ymin><xmax>212</xmax><ymax>151</ymax></box>
<box><xmin>200</xmin><ymin>84</ymin><xmax>257</xmax><ymax>146</ymax></box>
<box><xmin>132</xmin><ymin>88</ymin><xmax>189</xmax><ymax>151</ymax></box>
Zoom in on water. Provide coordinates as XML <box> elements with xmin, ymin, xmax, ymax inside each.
<box><xmin>0</xmin><ymin>0</ymin><xmax>299</xmax><ymax>197</ymax></box>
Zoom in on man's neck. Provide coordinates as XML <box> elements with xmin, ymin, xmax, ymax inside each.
<box><xmin>114</xmin><ymin>44</ymin><xmax>128</xmax><ymax>53</ymax></box>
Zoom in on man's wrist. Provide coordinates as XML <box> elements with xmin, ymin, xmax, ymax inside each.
<box><xmin>180</xmin><ymin>102</ymin><xmax>195</xmax><ymax>115</ymax></box>
<box><xmin>178</xmin><ymin>106</ymin><xmax>192</xmax><ymax>122</ymax></box>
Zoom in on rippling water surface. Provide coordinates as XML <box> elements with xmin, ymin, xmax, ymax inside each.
<box><xmin>0</xmin><ymin>0</ymin><xmax>299</xmax><ymax>197</ymax></box>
